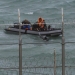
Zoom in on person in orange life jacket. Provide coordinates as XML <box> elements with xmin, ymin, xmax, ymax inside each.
<box><xmin>37</xmin><ymin>17</ymin><xmax>46</xmax><ymax>31</ymax></box>
<box><xmin>21</xmin><ymin>19</ymin><xmax>32</xmax><ymax>30</ymax></box>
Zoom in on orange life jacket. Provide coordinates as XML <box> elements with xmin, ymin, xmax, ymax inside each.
<box><xmin>38</xmin><ymin>17</ymin><xmax>44</xmax><ymax>28</ymax></box>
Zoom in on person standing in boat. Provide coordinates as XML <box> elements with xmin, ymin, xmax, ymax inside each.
<box><xmin>21</xmin><ymin>19</ymin><xmax>32</xmax><ymax>30</ymax></box>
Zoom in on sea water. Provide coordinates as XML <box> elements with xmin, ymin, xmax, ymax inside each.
<box><xmin>0</xmin><ymin>0</ymin><xmax>75</xmax><ymax>75</ymax></box>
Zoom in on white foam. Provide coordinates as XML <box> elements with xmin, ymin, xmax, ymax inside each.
<box><xmin>25</xmin><ymin>12</ymin><xmax>33</xmax><ymax>15</ymax></box>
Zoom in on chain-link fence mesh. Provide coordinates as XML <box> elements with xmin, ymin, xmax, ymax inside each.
<box><xmin>0</xmin><ymin>17</ymin><xmax>75</xmax><ymax>75</ymax></box>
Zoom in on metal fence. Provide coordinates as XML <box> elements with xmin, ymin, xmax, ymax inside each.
<box><xmin>0</xmin><ymin>8</ymin><xmax>75</xmax><ymax>75</ymax></box>
<box><xmin>0</xmin><ymin>42</ymin><xmax>75</xmax><ymax>75</ymax></box>
<box><xmin>0</xmin><ymin>26</ymin><xmax>75</xmax><ymax>75</ymax></box>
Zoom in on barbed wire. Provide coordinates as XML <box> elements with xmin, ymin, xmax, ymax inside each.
<box><xmin>0</xmin><ymin>18</ymin><xmax>75</xmax><ymax>25</ymax></box>
<box><xmin>0</xmin><ymin>42</ymin><xmax>75</xmax><ymax>45</ymax></box>
<box><xmin>0</xmin><ymin>22</ymin><xmax>75</xmax><ymax>26</ymax></box>
<box><xmin>0</xmin><ymin>66</ymin><xmax>75</xmax><ymax>70</ymax></box>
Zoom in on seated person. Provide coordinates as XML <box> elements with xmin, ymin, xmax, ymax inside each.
<box><xmin>42</xmin><ymin>19</ymin><xmax>47</xmax><ymax>30</ymax></box>
<box><xmin>32</xmin><ymin>17</ymin><xmax>47</xmax><ymax>31</ymax></box>
<box><xmin>21</xmin><ymin>19</ymin><xmax>32</xmax><ymax>30</ymax></box>
<box><xmin>32</xmin><ymin>22</ymin><xmax>39</xmax><ymax>31</ymax></box>
<box><xmin>37</xmin><ymin>17</ymin><xmax>47</xmax><ymax>31</ymax></box>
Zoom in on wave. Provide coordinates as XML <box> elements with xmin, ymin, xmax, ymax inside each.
<box><xmin>24</xmin><ymin>12</ymin><xmax>33</xmax><ymax>15</ymax></box>
<box><xmin>65</xmin><ymin>0</ymin><xmax>75</xmax><ymax>3</ymax></box>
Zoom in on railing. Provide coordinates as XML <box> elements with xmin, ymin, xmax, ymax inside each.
<box><xmin>0</xmin><ymin>23</ymin><xmax>75</xmax><ymax>75</ymax></box>
<box><xmin>0</xmin><ymin>41</ymin><xmax>75</xmax><ymax>75</ymax></box>
<box><xmin>0</xmin><ymin>29</ymin><xmax>74</xmax><ymax>75</ymax></box>
<box><xmin>0</xmin><ymin>8</ymin><xmax>75</xmax><ymax>75</ymax></box>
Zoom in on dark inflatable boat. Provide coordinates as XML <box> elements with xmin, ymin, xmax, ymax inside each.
<box><xmin>4</xmin><ymin>24</ymin><xmax>62</xmax><ymax>36</ymax></box>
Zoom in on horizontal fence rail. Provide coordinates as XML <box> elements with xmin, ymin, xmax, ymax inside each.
<box><xmin>0</xmin><ymin>42</ymin><xmax>75</xmax><ymax>45</ymax></box>
<box><xmin>0</xmin><ymin>22</ymin><xmax>75</xmax><ymax>25</ymax></box>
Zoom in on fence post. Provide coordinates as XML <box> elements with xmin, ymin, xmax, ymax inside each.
<box><xmin>54</xmin><ymin>50</ymin><xmax>56</xmax><ymax>75</ymax></box>
<box><xmin>18</xmin><ymin>9</ymin><xmax>22</xmax><ymax>75</ymax></box>
<box><xmin>61</xmin><ymin>8</ymin><xmax>65</xmax><ymax>75</ymax></box>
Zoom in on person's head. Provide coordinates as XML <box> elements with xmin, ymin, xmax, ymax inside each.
<box><xmin>22</xmin><ymin>19</ymin><xmax>30</xmax><ymax>24</ymax></box>
<box><xmin>38</xmin><ymin>17</ymin><xmax>43</xmax><ymax>22</ymax></box>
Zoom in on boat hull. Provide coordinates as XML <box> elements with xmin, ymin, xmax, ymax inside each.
<box><xmin>4</xmin><ymin>27</ymin><xmax>62</xmax><ymax>36</ymax></box>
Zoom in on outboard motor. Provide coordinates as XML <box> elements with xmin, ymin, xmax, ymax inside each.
<box><xmin>40</xmin><ymin>35</ymin><xmax>49</xmax><ymax>41</ymax></box>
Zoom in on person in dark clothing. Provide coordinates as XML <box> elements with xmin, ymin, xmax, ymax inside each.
<box><xmin>42</xmin><ymin>20</ymin><xmax>47</xmax><ymax>31</ymax></box>
<box><xmin>48</xmin><ymin>25</ymin><xmax>51</xmax><ymax>30</ymax></box>
<box><xmin>32</xmin><ymin>22</ymin><xmax>39</xmax><ymax>31</ymax></box>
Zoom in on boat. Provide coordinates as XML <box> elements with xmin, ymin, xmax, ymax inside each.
<box><xmin>4</xmin><ymin>23</ymin><xmax>62</xmax><ymax>37</ymax></box>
